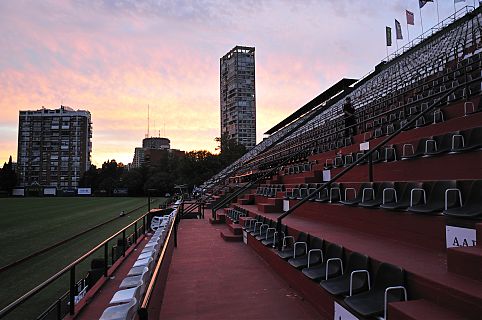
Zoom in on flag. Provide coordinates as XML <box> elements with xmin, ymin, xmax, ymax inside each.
<box><xmin>419</xmin><ymin>0</ymin><xmax>434</xmax><ymax>8</ymax></box>
<box><xmin>386</xmin><ymin>26</ymin><xmax>392</xmax><ymax>46</ymax></box>
<box><xmin>395</xmin><ymin>19</ymin><xmax>403</xmax><ymax>39</ymax></box>
<box><xmin>406</xmin><ymin>10</ymin><xmax>415</xmax><ymax>25</ymax></box>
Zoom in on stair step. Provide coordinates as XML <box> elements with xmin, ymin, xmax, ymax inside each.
<box><xmin>220</xmin><ymin>231</ymin><xmax>243</xmax><ymax>242</ymax></box>
<box><xmin>389</xmin><ymin>299</ymin><xmax>465</xmax><ymax>320</ymax></box>
<box><xmin>447</xmin><ymin>246</ymin><xmax>482</xmax><ymax>281</ymax></box>
<box><xmin>227</xmin><ymin>223</ymin><xmax>243</xmax><ymax>235</ymax></box>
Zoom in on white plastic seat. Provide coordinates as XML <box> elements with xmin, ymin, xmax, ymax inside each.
<box><xmin>127</xmin><ymin>266</ymin><xmax>148</xmax><ymax>277</ymax></box>
<box><xmin>137</xmin><ymin>251</ymin><xmax>154</xmax><ymax>261</ymax></box>
<box><xmin>119</xmin><ymin>268</ymin><xmax>150</xmax><ymax>290</ymax></box>
<box><xmin>110</xmin><ymin>285</ymin><xmax>142</xmax><ymax>305</ymax></box>
<box><xmin>133</xmin><ymin>257</ymin><xmax>152</xmax><ymax>268</ymax></box>
<box><xmin>99</xmin><ymin>297</ymin><xmax>137</xmax><ymax>320</ymax></box>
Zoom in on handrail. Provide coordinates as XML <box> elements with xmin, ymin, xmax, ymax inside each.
<box><xmin>138</xmin><ymin>206</ymin><xmax>178</xmax><ymax>318</ymax></box>
<box><xmin>276</xmin><ymin>78</ymin><xmax>471</xmax><ymax>232</ymax></box>
<box><xmin>0</xmin><ymin>208</ymin><xmax>152</xmax><ymax>319</ymax></box>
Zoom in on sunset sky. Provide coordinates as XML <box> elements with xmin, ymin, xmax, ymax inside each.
<box><xmin>0</xmin><ymin>0</ymin><xmax>472</xmax><ymax>166</ymax></box>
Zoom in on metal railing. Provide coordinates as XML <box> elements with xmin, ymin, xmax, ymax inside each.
<box><xmin>0</xmin><ymin>211</ymin><xmax>152</xmax><ymax>319</ymax></box>
<box><xmin>138</xmin><ymin>203</ymin><xmax>179</xmax><ymax>319</ymax></box>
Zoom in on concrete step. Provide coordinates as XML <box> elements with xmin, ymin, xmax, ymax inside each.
<box><xmin>389</xmin><ymin>299</ymin><xmax>465</xmax><ymax>320</ymax></box>
<box><xmin>220</xmin><ymin>231</ymin><xmax>243</xmax><ymax>242</ymax></box>
<box><xmin>447</xmin><ymin>246</ymin><xmax>482</xmax><ymax>281</ymax></box>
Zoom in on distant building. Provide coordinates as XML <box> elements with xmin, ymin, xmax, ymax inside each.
<box><xmin>130</xmin><ymin>137</ymin><xmax>183</xmax><ymax>168</ymax></box>
<box><xmin>17</xmin><ymin>105</ymin><xmax>92</xmax><ymax>189</ymax></box>
<box><xmin>132</xmin><ymin>147</ymin><xmax>145</xmax><ymax>168</ymax></box>
<box><xmin>220</xmin><ymin>45</ymin><xmax>256</xmax><ymax>150</ymax></box>
<box><xmin>142</xmin><ymin>137</ymin><xmax>170</xmax><ymax>150</ymax></box>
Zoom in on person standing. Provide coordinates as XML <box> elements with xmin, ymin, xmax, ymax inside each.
<box><xmin>343</xmin><ymin>97</ymin><xmax>357</xmax><ymax>137</ymax></box>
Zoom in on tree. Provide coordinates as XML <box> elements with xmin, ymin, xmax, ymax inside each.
<box><xmin>0</xmin><ymin>156</ymin><xmax>17</xmax><ymax>192</ymax></box>
<box><xmin>215</xmin><ymin>134</ymin><xmax>247</xmax><ymax>167</ymax></box>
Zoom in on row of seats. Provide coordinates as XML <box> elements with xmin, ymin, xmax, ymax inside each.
<box><xmin>256</xmin><ymin>184</ymin><xmax>285</xmax><ymax>198</ymax></box>
<box><xmin>99</xmin><ymin>211</ymin><xmax>176</xmax><ymax>320</ymax></box>
<box><xmin>242</xmin><ymin>216</ymin><xmax>407</xmax><ymax>319</ymax></box>
<box><xmin>321</xmin><ymin>125</ymin><xmax>482</xmax><ymax>169</ymax></box>
<box><xmin>282</xmin><ymin>180</ymin><xmax>482</xmax><ymax>218</ymax></box>
<box><xmin>282</xmin><ymin>161</ymin><xmax>316</xmax><ymax>175</ymax></box>
<box><xmin>225</xmin><ymin>208</ymin><xmax>247</xmax><ymax>224</ymax></box>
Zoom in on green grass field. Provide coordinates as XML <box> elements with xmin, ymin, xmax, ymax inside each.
<box><xmin>0</xmin><ymin>197</ymin><xmax>165</xmax><ymax>320</ymax></box>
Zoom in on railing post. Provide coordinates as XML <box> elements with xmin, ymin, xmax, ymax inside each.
<box><xmin>104</xmin><ymin>242</ymin><xmax>109</xmax><ymax>277</ymax></box>
<box><xmin>56</xmin><ymin>298</ymin><xmax>62</xmax><ymax>320</ymax></box>
<box><xmin>111</xmin><ymin>246</ymin><xmax>115</xmax><ymax>266</ymax></box>
<box><xmin>122</xmin><ymin>230</ymin><xmax>126</xmax><ymax>257</ymax></box>
<box><xmin>69</xmin><ymin>266</ymin><xmax>75</xmax><ymax>316</ymax></box>
<box><xmin>143</xmin><ymin>216</ymin><xmax>146</xmax><ymax>234</ymax></box>
<box><xmin>368</xmin><ymin>153</ymin><xmax>374</xmax><ymax>182</ymax></box>
<box><xmin>134</xmin><ymin>222</ymin><xmax>138</xmax><ymax>243</ymax></box>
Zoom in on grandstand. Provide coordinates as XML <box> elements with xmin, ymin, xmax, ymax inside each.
<box><xmin>198</xmin><ymin>5</ymin><xmax>482</xmax><ymax>320</ymax></box>
<box><xmin>1</xmin><ymin>5</ymin><xmax>481</xmax><ymax>320</ymax></box>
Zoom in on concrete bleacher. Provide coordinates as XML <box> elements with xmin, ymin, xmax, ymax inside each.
<box><xmin>201</xmin><ymin>7</ymin><xmax>482</xmax><ymax>320</ymax></box>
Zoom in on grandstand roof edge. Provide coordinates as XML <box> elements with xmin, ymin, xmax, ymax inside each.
<box><xmin>264</xmin><ymin>78</ymin><xmax>358</xmax><ymax>135</ymax></box>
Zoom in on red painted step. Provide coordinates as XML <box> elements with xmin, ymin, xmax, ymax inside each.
<box><xmin>447</xmin><ymin>246</ymin><xmax>482</xmax><ymax>281</ymax></box>
<box><xmin>227</xmin><ymin>222</ymin><xmax>243</xmax><ymax>235</ymax></box>
<box><xmin>388</xmin><ymin>299</ymin><xmax>466</xmax><ymax>320</ymax></box>
<box><xmin>220</xmin><ymin>231</ymin><xmax>243</xmax><ymax>242</ymax></box>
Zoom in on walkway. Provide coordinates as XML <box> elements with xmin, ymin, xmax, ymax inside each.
<box><xmin>159</xmin><ymin>217</ymin><xmax>321</xmax><ymax>319</ymax></box>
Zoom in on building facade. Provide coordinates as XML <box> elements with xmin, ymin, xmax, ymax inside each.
<box><xmin>142</xmin><ymin>137</ymin><xmax>170</xmax><ymax>150</ymax></box>
<box><xmin>220</xmin><ymin>46</ymin><xmax>256</xmax><ymax>150</ymax></box>
<box><xmin>130</xmin><ymin>137</ymin><xmax>183</xmax><ymax>168</ymax></box>
<box><xmin>17</xmin><ymin>106</ymin><xmax>92</xmax><ymax>189</ymax></box>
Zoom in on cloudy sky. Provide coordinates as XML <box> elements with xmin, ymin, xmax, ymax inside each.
<box><xmin>0</xmin><ymin>0</ymin><xmax>473</xmax><ymax>166</ymax></box>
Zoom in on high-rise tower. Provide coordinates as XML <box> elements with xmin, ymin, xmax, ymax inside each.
<box><xmin>220</xmin><ymin>46</ymin><xmax>256</xmax><ymax>150</ymax></box>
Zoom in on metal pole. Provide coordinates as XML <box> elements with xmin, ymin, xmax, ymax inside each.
<box><xmin>104</xmin><ymin>242</ymin><xmax>108</xmax><ymax>277</ymax></box>
<box><xmin>69</xmin><ymin>266</ymin><xmax>75</xmax><ymax>315</ymax></box>
<box><xmin>56</xmin><ymin>298</ymin><xmax>61</xmax><ymax>320</ymax></box>
<box><xmin>134</xmin><ymin>222</ymin><xmax>138</xmax><ymax>243</ymax></box>
<box><xmin>368</xmin><ymin>154</ymin><xmax>374</xmax><ymax>182</ymax></box>
<box><xmin>148</xmin><ymin>192</ymin><xmax>151</xmax><ymax>213</ymax></box>
<box><xmin>122</xmin><ymin>230</ymin><xmax>126</xmax><ymax>257</ymax></box>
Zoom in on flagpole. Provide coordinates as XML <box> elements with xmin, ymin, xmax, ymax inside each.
<box><xmin>406</xmin><ymin>22</ymin><xmax>410</xmax><ymax>42</ymax></box>
<box><xmin>419</xmin><ymin>6</ymin><xmax>424</xmax><ymax>35</ymax></box>
<box><xmin>435</xmin><ymin>0</ymin><xmax>440</xmax><ymax>25</ymax></box>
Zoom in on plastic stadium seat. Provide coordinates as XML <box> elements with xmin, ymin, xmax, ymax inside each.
<box><xmin>401</xmin><ymin>138</ymin><xmax>432</xmax><ymax>160</ymax></box>
<box><xmin>379</xmin><ymin>182</ymin><xmax>421</xmax><ymax>210</ymax></box>
<box><xmin>424</xmin><ymin>132</ymin><xmax>460</xmax><ymax>156</ymax></box>
<box><xmin>288</xmin><ymin>237</ymin><xmax>323</xmax><ymax>269</ymax></box>
<box><xmin>443</xmin><ymin>180</ymin><xmax>482</xmax><ymax>218</ymax></box>
<box><xmin>408</xmin><ymin>180</ymin><xmax>458</xmax><ymax>214</ymax></box>
<box><xmin>99</xmin><ymin>297</ymin><xmax>137</xmax><ymax>320</ymax></box>
<box><xmin>358</xmin><ymin>182</ymin><xmax>393</xmax><ymax>208</ymax></box>
<box><xmin>301</xmin><ymin>242</ymin><xmax>343</xmax><ymax>281</ymax></box>
<box><xmin>262</xmin><ymin>224</ymin><xmax>287</xmax><ymax>247</ymax></box>
<box><xmin>452</xmin><ymin>126</ymin><xmax>482</xmax><ymax>152</ymax></box>
<box><xmin>119</xmin><ymin>268</ymin><xmax>150</xmax><ymax>290</ymax></box>
<box><xmin>320</xmin><ymin>252</ymin><xmax>369</xmax><ymax>296</ymax></box>
<box><xmin>277</xmin><ymin>232</ymin><xmax>308</xmax><ymax>260</ymax></box>
<box><xmin>110</xmin><ymin>284</ymin><xmax>143</xmax><ymax>305</ymax></box>
<box><xmin>340</xmin><ymin>183</ymin><xmax>372</xmax><ymax>206</ymax></box>
<box><xmin>255</xmin><ymin>220</ymin><xmax>276</xmax><ymax>241</ymax></box>
<box><xmin>344</xmin><ymin>263</ymin><xmax>406</xmax><ymax>318</ymax></box>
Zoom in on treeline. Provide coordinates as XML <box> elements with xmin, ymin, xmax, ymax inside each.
<box><xmin>0</xmin><ymin>156</ymin><xmax>17</xmax><ymax>193</ymax></box>
<box><xmin>80</xmin><ymin>137</ymin><xmax>246</xmax><ymax>196</ymax></box>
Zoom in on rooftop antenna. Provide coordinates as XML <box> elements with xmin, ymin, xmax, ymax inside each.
<box><xmin>146</xmin><ymin>104</ymin><xmax>150</xmax><ymax>138</ymax></box>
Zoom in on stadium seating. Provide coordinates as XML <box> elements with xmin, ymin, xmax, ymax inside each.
<box><xmin>199</xmin><ymin>7</ymin><xmax>482</xmax><ymax>319</ymax></box>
